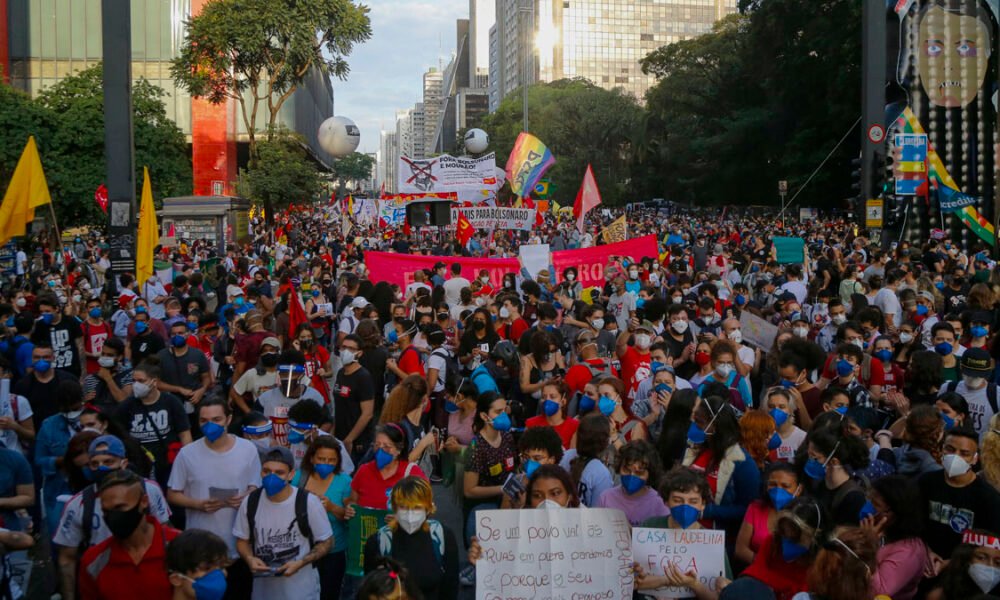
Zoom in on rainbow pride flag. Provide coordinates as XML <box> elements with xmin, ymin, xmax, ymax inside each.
<box><xmin>896</xmin><ymin>107</ymin><xmax>995</xmax><ymax>246</ymax></box>
<box><xmin>505</xmin><ymin>132</ymin><xmax>555</xmax><ymax>198</ymax></box>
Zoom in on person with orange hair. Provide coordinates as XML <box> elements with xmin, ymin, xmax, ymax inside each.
<box><xmin>739</xmin><ymin>409</ymin><xmax>778</xmax><ymax>470</ymax></box>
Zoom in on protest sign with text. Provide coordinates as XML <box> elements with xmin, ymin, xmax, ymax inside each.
<box><xmin>631</xmin><ymin>528</ymin><xmax>726</xmax><ymax>599</ymax></box>
<box><xmin>450</xmin><ymin>206</ymin><xmax>537</xmax><ymax>231</ymax></box>
<box><xmin>365</xmin><ymin>251</ymin><xmax>521</xmax><ymax>290</ymax></box>
<box><xmin>551</xmin><ymin>235</ymin><xmax>659</xmax><ymax>289</ymax></box>
<box><xmin>738</xmin><ymin>311</ymin><xmax>778</xmax><ymax>350</ymax></box>
<box><xmin>346</xmin><ymin>506</ymin><xmax>391</xmax><ymax>577</ymax></box>
<box><xmin>398</xmin><ymin>153</ymin><xmax>498</xmax><ymax>194</ymax></box>
<box><xmin>475</xmin><ymin>508</ymin><xmax>634</xmax><ymax>600</ymax></box>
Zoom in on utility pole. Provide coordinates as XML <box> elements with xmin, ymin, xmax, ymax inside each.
<box><xmin>861</xmin><ymin>0</ymin><xmax>886</xmax><ymax>245</ymax></box>
<box><xmin>519</xmin><ymin>0</ymin><xmax>533</xmax><ymax>133</ymax></box>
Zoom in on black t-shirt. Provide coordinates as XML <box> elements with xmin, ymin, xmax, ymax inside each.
<box><xmin>460</xmin><ymin>331</ymin><xmax>501</xmax><ymax>364</ymax></box>
<box><xmin>358</xmin><ymin>346</ymin><xmax>388</xmax><ymax>412</ymax></box>
<box><xmin>32</xmin><ymin>317</ymin><xmax>83</xmax><ymax>377</ymax></box>
<box><xmin>663</xmin><ymin>330</ymin><xmax>696</xmax><ymax>378</ymax></box>
<box><xmin>363</xmin><ymin>525</ymin><xmax>459</xmax><ymax>600</ymax></box>
<box><xmin>14</xmin><ymin>370</ymin><xmax>78</xmax><ymax>428</ymax></box>
<box><xmin>918</xmin><ymin>470</ymin><xmax>1000</xmax><ymax>557</ymax></box>
<box><xmin>114</xmin><ymin>392</ymin><xmax>189</xmax><ymax>466</ymax></box>
<box><xmin>814</xmin><ymin>478</ymin><xmax>868</xmax><ymax>528</ymax></box>
<box><xmin>333</xmin><ymin>365</ymin><xmax>375</xmax><ymax>444</ymax></box>
<box><xmin>156</xmin><ymin>347</ymin><xmax>209</xmax><ymax>391</ymax></box>
<box><xmin>130</xmin><ymin>332</ymin><xmax>166</xmax><ymax>365</ymax></box>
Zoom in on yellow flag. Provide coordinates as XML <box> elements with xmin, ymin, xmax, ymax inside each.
<box><xmin>136</xmin><ymin>167</ymin><xmax>159</xmax><ymax>287</ymax></box>
<box><xmin>602</xmin><ymin>215</ymin><xmax>627</xmax><ymax>244</ymax></box>
<box><xmin>0</xmin><ymin>136</ymin><xmax>52</xmax><ymax>246</ymax></box>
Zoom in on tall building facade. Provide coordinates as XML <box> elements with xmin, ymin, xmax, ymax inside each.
<box><xmin>1</xmin><ymin>0</ymin><xmax>337</xmax><ymax>196</ymax></box>
<box><xmin>469</xmin><ymin>0</ymin><xmax>494</xmax><ymax>87</ymax></box>
<box><xmin>378</xmin><ymin>130</ymin><xmax>398</xmax><ymax>194</ymax></box>
<box><xmin>491</xmin><ymin>0</ymin><xmax>739</xmax><ymax>109</ymax></box>
<box><xmin>421</xmin><ymin>69</ymin><xmax>443</xmax><ymax>156</ymax></box>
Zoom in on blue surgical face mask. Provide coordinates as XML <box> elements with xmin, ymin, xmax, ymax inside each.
<box><xmin>687</xmin><ymin>421</ymin><xmax>708</xmax><ymax>445</ymax></box>
<box><xmin>805</xmin><ymin>456</ymin><xmax>832</xmax><ymax>480</ymax></box>
<box><xmin>387</xmin><ymin>330</ymin><xmax>399</xmax><ymax>344</ymax></box>
<box><xmin>314</xmin><ymin>463</ymin><xmax>336</xmax><ymax>479</ymax></box>
<box><xmin>972</xmin><ymin>326</ymin><xmax>988</xmax><ymax>339</ymax></box>
<box><xmin>445</xmin><ymin>400</ymin><xmax>460</xmax><ymax>414</ymax></box>
<box><xmin>187</xmin><ymin>568</ymin><xmax>227</xmax><ymax>600</ymax></box>
<box><xmin>579</xmin><ymin>395</ymin><xmax>596</xmax><ymax>414</ymax></box>
<box><xmin>491</xmin><ymin>411</ymin><xmax>512</xmax><ymax>432</ymax></box>
<box><xmin>262</xmin><ymin>473</ymin><xmax>287</xmax><ymax>496</ymax></box>
<box><xmin>40</xmin><ymin>313</ymin><xmax>54</xmax><ymax>325</ymax></box>
<box><xmin>234</xmin><ymin>296</ymin><xmax>245</xmax><ymax>306</ymax></box>
<box><xmin>598</xmin><ymin>396</ymin><xmax>616</xmax><ymax>416</ymax></box>
<box><xmin>934</xmin><ymin>342</ymin><xmax>953</xmax><ymax>356</ymax></box>
<box><xmin>735</xmin><ymin>294</ymin><xmax>746</xmax><ymax>305</ymax></box>
<box><xmin>669</xmin><ymin>504</ymin><xmax>700</xmax><ymax>529</ymax></box>
<box><xmin>767</xmin><ymin>432</ymin><xmax>782</xmax><ymax>450</ymax></box>
<box><xmin>940</xmin><ymin>411</ymin><xmax>955</xmax><ymax>430</ymax></box>
<box><xmin>201</xmin><ymin>421</ymin><xmax>225</xmax><ymax>443</ymax></box>
<box><xmin>779</xmin><ymin>378</ymin><xmax>796</xmax><ymax>389</ymax></box>
<box><xmin>33</xmin><ymin>359</ymin><xmax>51</xmax><ymax>374</ymax></box>
<box><xmin>874</xmin><ymin>349</ymin><xmax>892</xmax><ymax>363</ymax></box>
<box><xmin>135</xmin><ymin>321</ymin><xmax>148</xmax><ymax>334</ymax></box>
<box><xmin>89</xmin><ymin>308</ymin><xmax>102</xmax><ymax>319</ymax></box>
<box><xmin>769</xmin><ymin>408</ymin><xmax>788</xmax><ymax>428</ymax></box>
<box><xmin>171</xmin><ymin>334</ymin><xmax>187</xmax><ymax>348</ymax></box>
<box><xmin>287</xmin><ymin>429</ymin><xmax>306</xmax><ymax>445</ymax></box>
<box><xmin>768</xmin><ymin>487</ymin><xmax>795</xmax><ymax>511</ymax></box>
<box><xmin>524</xmin><ymin>459</ymin><xmax>540</xmax><ymax>478</ymax></box>
<box><xmin>375</xmin><ymin>448</ymin><xmax>395</xmax><ymax>469</ymax></box>
<box><xmin>836</xmin><ymin>359</ymin><xmax>854</xmax><ymax>377</ymax></box>
<box><xmin>858</xmin><ymin>500</ymin><xmax>877</xmax><ymax>521</ymax></box>
<box><xmin>620</xmin><ymin>474</ymin><xmax>646</xmax><ymax>495</ymax></box>
<box><xmin>916</xmin><ymin>304</ymin><xmax>929</xmax><ymax>316</ymax></box>
<box><xmin>655</xmin><ymin>383</ymin><xmax>673</xmax><ymax>395</ymax></box>
<box><xmin>934</xmin><ymin>281</ymin><xmax>945</xmax><ymax>290</ymax></box>
<box><xmin>542</xmin><ymin>399</ymin><xmax>560</xmax><ymax>417</ymax></box>
<box><xmin>781</xmin><ymin>538</ymin><xmax>810</xmax><ymax>562</ymax></box>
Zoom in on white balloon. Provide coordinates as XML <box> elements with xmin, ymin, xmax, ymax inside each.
<box><xmin>464</xmin><ymin>128</ymin><xmax>489</xmax><ymax>154</ymax></box>
<box><xmin>318</xmin><ymin>116</ymin><xmax>361</xmax><ymax>157</ymax></box>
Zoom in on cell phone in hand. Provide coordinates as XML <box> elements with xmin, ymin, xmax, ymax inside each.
<box><xmin>501</xmin><ymin>472</ymin><xmax>526</xmax><ymax>500</ymax></box>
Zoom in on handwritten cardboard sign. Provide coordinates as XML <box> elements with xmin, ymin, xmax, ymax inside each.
<box><xmin>739</xmin><ymin>310</ymin><xmax>779</xmax><ymax>351</ymax></box>
<box><xmin>630</xmin><ymin>528</ymin><xmax>726</xmax><ymax>599</ymax></box>
<box><xmin>475</xmin><ymin>508</ymin><xmax>634</xmax><ymax>600</ymax></box>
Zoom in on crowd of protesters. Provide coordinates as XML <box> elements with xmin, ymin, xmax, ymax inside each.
<box><xmin>2</xmin><ymin>203</ymin><xmax>1000</xmax><ymax>600</ymax></box>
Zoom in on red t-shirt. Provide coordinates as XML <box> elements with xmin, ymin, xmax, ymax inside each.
<box><xmin>881</xmin><ymin>364</ymin><xmax>906</xmax><ymax>395</ymax></box>
<box><xmin>741</xmin><ymin>534</ymin><xmax>809</xmax><ymax>600</ymax></box>
<box><xmin>821</xmin><ymin>354</ymin><xmax>886</xmax><ymax>388</ymax></box>
<box><xmin>234</xmin><ymin>330</ymin><xmax>275</xmax><ymax>370</ymax></box>
<box><xmin>564</xmin><ymin>359</ymin><xmax>620</xmax><ymax>398</ymax></box>
<box><xmin>398</xmin><ymin>346</ymin><xmax>425</xmax><ymax>377</ymax></box>
<box><xmin>79</xmin><ymin>518</ymin><xmax>180</xmax><ymax>600</ymax></box>
<box><xmin>525</xmin><ymin>415</ymin><xmax>580</xmax><ymax>449</ymax></box>
<box><xmin>81</xmin><ymin>320</ymin><xmax>112</xmax><ymax>374</ymax></box>
<box><xmin>498</xmin><ymin>318</ymin><xmax>530</xmax><ymax>343</ymax></box>
<box><xmin>350</xmin><ymin>460</ymin><xmax>428</xmax><ymax>510</ymax></box>
<box><xmin>620</xmin><ymin>346</ymin><xmax>651</xmax><ymax>396</ymax></box>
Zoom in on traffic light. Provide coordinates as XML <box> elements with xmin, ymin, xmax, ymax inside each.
<box><xmin>850</xmin><ymin>154</ymin><xmax>864</xmax><ymax>200</ymax></box>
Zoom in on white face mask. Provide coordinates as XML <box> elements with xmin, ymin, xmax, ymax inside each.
<box><xmin>793</xmin><ymin>326</ymin><xmax>809</xmax><ymax>339</ymax></box>
<box><xmin>672</xmin><ymin>296</ymin><xmax>683</xmax><ymax>304</ymax></box>
<box><xmin>942</xmin><ymin>453</ymin><xmax>972</xmax><ymax>478</ymax></box>
<box><xmin>340</xmin><ymin>350</ymin><xmax>357</xmax><ymax>365</ymax></box>
<box><xmin>132</xmin><ymin>381</ymin><xmax>152</xmax><ymax>399</ymax></box>
<box><xmin>15</xmin><ymin>298</ymin><xmax>26</xmax><ymax>308</ymax></box>
<box><xmin>396</xmin><ymin>508</ymin><xmax>427</xmax><ymax>534</ymax></box>
<box><xmin>98</xmin><ymin>356</ymin><xmax>116</xmax><ymax>368</ymax></box>
<box><xmin>537</xmin><ymin>499</ymin><xmax>562</xmax><ymax>510</ymax></box>
<box><xmin>964</xmin><ymin>375</ymin><xmax>987</xmax><ymax>390</ymax></box>
<box><xmin>480</xmin><ymin>277</ymin><xmax>490</xmax><ymax>285</ymax></box>
<box><xmin>499</xmin><ymin>307</ymin><xmax>511</xmax><ymax>319</ymax></box>
<box><xmin>635</xmin><ymin>334</ymin><xmax>651</xmax><ymax>349</ymax></box>
<box><xmin>715</xmin><ymin>364</ymin><xmax>735</xmax><ymax>378</ymax></box>
<box><xmin>629</xmin><ymin>270</ymin><xmax>639</xmax><ymax>279</ymax></box>
<box><xmin>969</xmin><ymin>563</ymin><xmax>1000</xmax><ymax>594</ymax></box>
<box><xmin>591</xmin><ymin>318</ymin><xmax>604</xmax><ymax>330</ymax></box>
<box><xmin>566</xmin><ymin>273</ymin><xmax>576</xmax><ymax>281</ymax></box>
<box><xmin>851</xmin><ymin>338</ymin><xmax>864</xmax><ymax>350</ymax></box>
<box><xmin>250</xmin><ymin>437</ymin><xmax>273</xmax><ymax>450</ymax></box>
<box><xmin>831</xmin><ymin>314</ymin><xmax>847</xmax><ymax>325</ymax></box>
<box><xmin>671</xmin><ymin>320</ymin><xmax>689</xmax><ymax>334</ymax></box>
<box><xmin>728</xmin><ymin>330</ymin><xmax>743</xmax><ymax>344</ymax></box>
<box><xmin>899</xmin><ymin>332</ymin><xmax>914</xmax><ymax>344</ymax></box>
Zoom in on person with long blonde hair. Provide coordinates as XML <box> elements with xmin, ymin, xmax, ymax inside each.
<box><xmin>982</xmin><ymin>414</ymin><xmax>1000</xmax><ymax>493</ymax></box>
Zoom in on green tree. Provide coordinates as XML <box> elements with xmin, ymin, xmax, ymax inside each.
<box><xmin>476</xmin><ymin>79</ymin><xmax>644</xmax><ymax>206</ymax></box>
<box><xmin>332</xmin><ymin>151</ymin><xmax>374</xmax><ymax>195</ymax></box>
<box><xmin>238</xmin><ymin>130</ymin><xmax>323</xmax><ymax>212</ymax></box>
<box><xmin>0</xmin><ymin>65</ymin><xmax>191</xmax><ymax>228</ymax></box>
<box><xmin>170</xmin><ymin>0</ymin><xmax>372</xmax><ymax>161</ymax></box>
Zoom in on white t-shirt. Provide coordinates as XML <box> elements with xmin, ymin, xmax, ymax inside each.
<box><xmin>233</xmin><ymin>369</ymin><xmax>282</xmax><ymax>403</ymax></box>
<box><xmin>779</xmin><ymin>280</ymin><xmax>808</xmax><ymax>305</ymax></box>
<box><xmin>404</xmin><ymin>282</ymin><xmax>431</xmax><ymax>298</ymax></box>
<box><xmin>0</xmin><ymin>392</ymin><xmax>32</xmax><ymax>453</ymax></box>
<box><xmin>142</xmin><ymin>279</ymin><xmax>168</xmax><ymax>319</ymax></box>
<box><xmin>873</xmin><ymin>288</ymin><xmax>902</xmax><ymax>329</ymax></box>
<box><xmin>338</xmin><ymin>315</ymin><xmax>358</xmax><ymax>335</ymax></box>
<box><xmin>167</xmin><ymin>437</ymin><xmax>262</xmax><ymax>557</ymax></box>
<box><xmin>53</xmin><ymin>478</ymin><xmax>171</xmax><ymax>549</ymax></box>
<box><xmin>736</xmin><ymin>344</ymin><xmax>756</xmax><ymax>371</ymax></box>
<box><xmin>427</xmin><ymin>349</ymin><xmax>450</xmax><ymax>393</ymax></box>
<box><xmin>776</xmin><ymin>427</ymin><xmax>807</xmax><ymax>462</ymax></box>
<box><xmin>940</xmin><ymin>382</ymin><xmax>999</xmax><ymax>438</ymax></box>
<box><xmin>559</xmin><ymin>449</ymin><xmax>614</xmax><ymax>508</ymax></box>
<box><xmin>15</xmin><ymin>251</ymin><xmax>26</xmax><ymax>275</ymax></box>
<box><xmin>233</xmin><ymin>488</ymin><xmax>333</xmax><ymax>600</ymax></box>
<box><xmin>443</xmin><ymin>277</ymin><xmax>471</xmax><ymax>307</ymax></box>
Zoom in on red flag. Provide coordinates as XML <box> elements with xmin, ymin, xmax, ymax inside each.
<box><xmin>95</xmin><ymin>184</ymin><xmax>108</xmax><ymax>214</ymax></box>
<box><xmin>328</xmin><ymin>192</ymin><xmax>336</xmax><ymax>206</ymax></box>
<box><xmin>403</xmin><ymin>218</ymin><xmax>412</xmax><ymax>237</ymax></box>
<box><xmin>287</xmin><ymin>284</ymin><xmax>308</xmax><ymax>340</ymax></box>
<box><xmin>379</xmin><ymin>182</ymin><xmax>386</xmax><ymax>199</ymax></box>
<box><xmin>573</xmin><ymin>164</ymin><xmax>602</xmax><ymax>234</ymax></box>
<box><xmin>455</xmin><ymin>210</ymin><xmax>475</xmax><ymax>247</ymax></box>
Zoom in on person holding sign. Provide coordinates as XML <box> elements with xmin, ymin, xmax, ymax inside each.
<box><xmin>363</xmin><ymin>476</ymin><xmax>459</xmax><ymax>599</ymax></box>
<box><xmin>346</xmin><ymin>424</ymin><xmax>427</xmax><ymax>513</ymax></box>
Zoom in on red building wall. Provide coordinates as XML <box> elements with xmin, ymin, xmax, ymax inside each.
<box><xmin>0</xmin><ymin>0</ymin><xmax>10</xmax><ymax>84</ymax></box>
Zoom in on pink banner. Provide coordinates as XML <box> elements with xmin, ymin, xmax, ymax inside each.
<box><xmin>551</xmin><ymin>234</ymin><xmax>659</xmax><ymax>288</ymax></box>
<box><xmin>365</xmin><ymin>252</ymin><xmax>521</xmax><ymax>289</ymax></box>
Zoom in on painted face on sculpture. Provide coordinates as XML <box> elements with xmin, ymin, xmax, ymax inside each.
<box><xmin>918</xmin><ymin>5</ymin><xmax>992</xmax><ymax>108</ymax></box>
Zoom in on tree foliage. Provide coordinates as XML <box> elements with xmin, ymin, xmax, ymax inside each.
<box><xmin>333</xmin><ymin>152</ymin><xmax>375</xmax><ymax>189</ymax></box>
<box><xmin>477</xmin><ymin>79</ymin><xmax>644</xmax><ymax>206</ymax></box>
<box><xmin>638</xmin><ymin>0</ymin><xmax>862</xmax><ymax>208</ymax></box>
<box><xmin>0</xmin><ymin>65</ymin><xmax>191</xmax><ymax>228</ymax></box>
<box><xmin>238</xmin><ymin>130</ymin><xmax>324</xmax><ymax>212</ymax></box>
<box><xmin>170</xmin><ymin>0</ymin><xmax>372</xmax><ymax>158</ymax></box>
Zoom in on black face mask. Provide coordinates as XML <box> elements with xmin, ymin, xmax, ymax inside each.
<box><xmin>104</xmin><ymin>500</ymin><xmax>145</xmax><ymax>539</ymax></box>
<box><xmin>394</xmin><ymin>316</ymin><xmax>404</xmax><ymax>324</ymax></box>
<box><xmin>261</xmin><ymin>353</ymin><xmax>279</xmax><ymax>368</ymax></box>
<box><xmin>473</xmin><ymin>321</ymin><xmax>486</xmax><ymax>331</ymax></box>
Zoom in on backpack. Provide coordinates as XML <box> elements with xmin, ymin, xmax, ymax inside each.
<box><xmin>583</xmin><ymin>358</ymin><xmax>614</xmax><ymax>380</ymax></box>
<box><xmin>246</xmin><ymin>487</ymin><xmax>315</xmax><ymax>566</ymax></box>
<box><xmin>943</xmin><ymin>380</ymin><xmax>999</xmax><ymax>414</ymax></box>
<box><xmin>430</xmin><ymin>347</ymin><xmax>462</xmax><ymax>392</ymax></box>
<box><xmin>376</xmin><ymin>519</ymin><xmax>446</xmax><ymax>569</ymax></box>
<box><xmin>2</xmin><ymin>337</ymin><xmax>27</xmax><ymax>383</ymax></box>
<box><xmin>79</xmin><ymin>480</ymin><xmax>148</xmax><ymax>551</ymax></box>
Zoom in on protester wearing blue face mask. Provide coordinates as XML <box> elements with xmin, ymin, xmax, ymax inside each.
<box><xmin>734</xmin><ymin>498</ymin><xmax>825</xmax><ymax>598</ymax></box>
<box><xmin>596</xmin><ymin>440</ymin><xmax>667</xmax><ymax>526</ymax></box>
<box><xmin>735</xmin><ymin>463</ymin><xmax>801</xmax><ymax>567</ymax></box>
<box><xmin>166</xmin><ymin>529</ymin><xmax>231</xmax><ymax>600</ymax></box>
<box><xmin>461</xmin><ymin>392</ymin><xmax>517</xmax><ymax>542</ymax></box>
<box><xmin>346</xmin><ymin>424</ymin><xmax>426</xmax><ymax>516</ymax></box>
<box><xmin>804</xmin><ymin>427</ymin><xmax>870</xmax><ymax>527</ymax></box>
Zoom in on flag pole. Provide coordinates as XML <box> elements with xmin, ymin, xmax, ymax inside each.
<box><xmin>46</xmin><ymin>200</ymin><xmax>64</xmax><ymax>273</ymax></box>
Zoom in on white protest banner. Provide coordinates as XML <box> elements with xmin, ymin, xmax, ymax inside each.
<box><xmin>378</xmin><ymin>199</ymin><xmax>407</xmax><ymax>227</ymax></box>
<box><xmin>475</xmin><ymin>508</ymin><xmax>634</xmax><ymax>600</ymax></box>
<box><xmin>519</xmin><ymin>244</ymin><xmax>551</xmax><ymax>279</ymax></box>
<box><xmin>398</xmin><ymin>153</ymin><xmax>499</xmax><ymax>194</ymax></box>
<box><xmin>739</xmin><ymin>311</ymin><xmax>779</xmax><ymax>351</ymax></box>
<box><xmin>352</xmin><ymin>197</ymin><xmax>378</xmax><ymax>225</ymax></box>
<box><xmin>451</xmin><ymin>206</ymin><xmax>537</xmax><ymax>231</ymax></box>
<box><xmin>631</xmin><ymin>528</ymin><xmax>726</xmax><ymax>599</ymax></box>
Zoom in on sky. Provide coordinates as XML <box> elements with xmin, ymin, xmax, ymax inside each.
<box><xmin>334</xmin><ymin>0</ymin><xmax>469</xmax><ymax>154</ymax></box>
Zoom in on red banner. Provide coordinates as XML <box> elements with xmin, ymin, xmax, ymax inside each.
<box><xmin>365</xmin><ymin>251</ymin><xmax>520</xmax><ymax>289</ymax></box>
<box><xmin>551</xmin><ymin>234</ymin><xmax>659</xmax><ymax>288</ymax></box>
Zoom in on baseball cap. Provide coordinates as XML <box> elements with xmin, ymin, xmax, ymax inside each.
<box><xmin>970</xmin><ymin>311</ymin><xmax>993</xmax><ymax>326</ymax></box>
<box><xmin>635</xmin><ymin>320</ymin><xmax>657</xmax><ymax>334</ymax></box>
<box><xmin>350</xmin><ymin>297</ymin><xmax>368</xmax><ymax>310</ymax></box>
<box><xmin>917</xmin><ymin>291</ymin><xmax>935</xmax><ymax>303</ymax></box>
<box><xmin>260</xmin><ymin>336</ymin><xmax>281</xmax><ymax>350</ymax></box>
<box><xmin>88</xmin><ymin>435</ymin><xmax>127</xmax><ymax>459</ymax></box>
<box><xmin>961</xmin><ymin>348</ymin><xmax>993</xmax><ymax>377</ymax></box>
<box><xmin>261</xmin><ymin>446</ymin><xmax>294</xmax><ymax>469</ymax></box>
<box><xmin>226</xmin><ymin>285</ymin><xmax>244</xmax><ymax>298</ymax></box>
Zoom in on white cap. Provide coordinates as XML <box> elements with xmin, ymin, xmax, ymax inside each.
<box><xmin>227</xmin><ymin>285</ymin><xmax>245</xmax><ymax>298</ymax></box>
<box><xmin>350</xmin><ymin>297</ymin><xmax>368</xmax><ymax>310</ymax></box>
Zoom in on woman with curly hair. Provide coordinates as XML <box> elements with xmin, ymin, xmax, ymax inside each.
<box><xmin>738</xmin><ymin>409</ymin><xmax>776</xmax><ymax>469</ymax></box>
<box><xmin>927</xmin><ymin>528</ymin><xmax>1000</xmax><ymax>599</ymax></box>
<box><xmin>982</xmin><ymin>414</ymin><xmax>1000</xmax><ymax>493</ymax></box>
<box><xmin>887</xmin><ymin>405</ymin><xmax>943</xmax><ymax>476</ymax></box>
<box><xmin>799</xmin><ymin>527</ymin><xmax>877</xmax><ymax>600</ymax></box>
